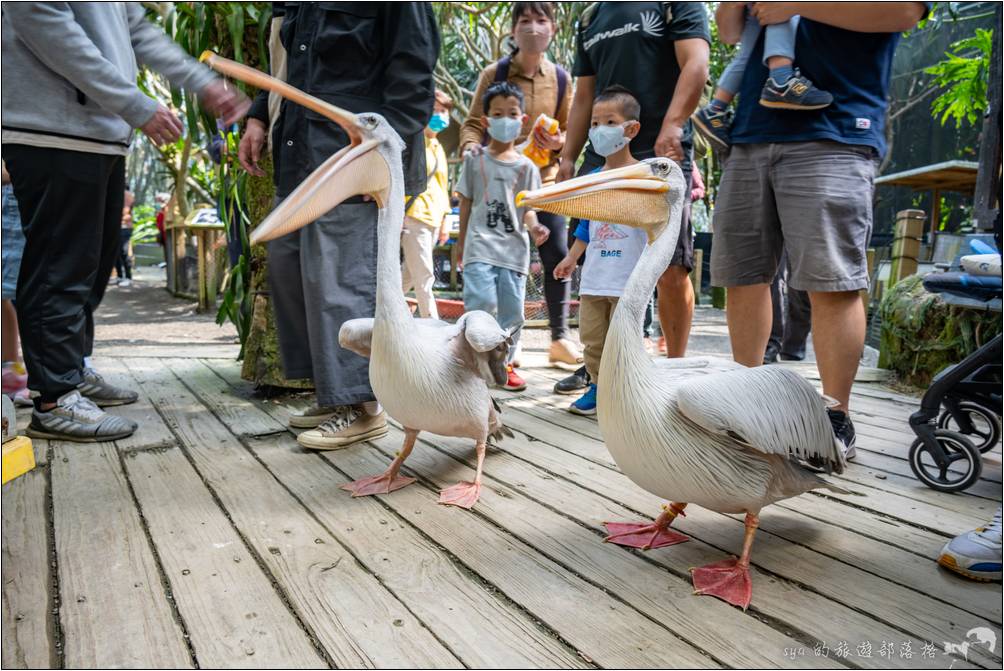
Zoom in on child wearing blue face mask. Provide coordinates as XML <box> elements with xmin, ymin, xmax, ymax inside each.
<box><xmin>553</xmin><ymin>86</ymin><xmax>649</xmax><ymax>416</ymax></box>
<box><xmin>456</xmin><ymin>81</ymin><xmax>548</xmax><ymax>392</ymax></box>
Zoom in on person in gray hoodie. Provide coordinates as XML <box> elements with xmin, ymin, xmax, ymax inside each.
<box><xmin>1</xmin><ymin>2</ymin><xmax>248</xmax><ymax>443</ymax></box>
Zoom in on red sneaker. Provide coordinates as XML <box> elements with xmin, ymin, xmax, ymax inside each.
<box><xmin>504</xmin><ymin>365</ymin><xmax>527</xmax><ymax>392</ymax></box>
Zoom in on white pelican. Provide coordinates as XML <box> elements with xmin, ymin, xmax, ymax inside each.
<box><xmin>517</xmin><ymin>158</ymin><xmax>848</xmax><ymax>609</ymax></box>
<box><xmin>202</xmin><ymin>53</ymin><xmax>513</xmax><ymax>509</ymax></box>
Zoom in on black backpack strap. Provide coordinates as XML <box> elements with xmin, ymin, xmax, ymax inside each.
<box><xmin>494</xmin><ymin>55</ymin><xmax>511</xmax><ymax>83</ymax></box>
<box><xmin>554</xmin><ymin>65</ymin><xmax>568</xmax><ymax>117</ymax></box>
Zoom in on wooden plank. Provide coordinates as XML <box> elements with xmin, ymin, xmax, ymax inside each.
<box><xmin>318</xmin><ymin>438</ymin><xmax>725</xmax><ymax>670</ymax></box>
<box><xmin>341</xmin><ymin>427</ymin><xmax>842</xmax><ymax>669</ymax></box>
<box><xmin>200</xmin><ymin>359</ymin><xmax>312</xmax><ymax>430</ymax></box>
<box><xmin>89</xmin><ymin>357</ymin><xmax>175</xmax><ymax>451</ymax></box>
<box><xmin>124</xmin><ymin>448</ymin><xmax>326</xmax><ymax>668</ymax></box>
<box><xmin>51</xmin><ymin>442</ymin><xmax>192</xmax><ymax>668</ymax></box>
<box><xmin>2</xmin><ymin>470</ymin><xmax>54</xmax><ymax>669</ymax></box>
<box><xmin>14</xmin><ymin>409</ymin><xmax>48</xmax><ymax>466</ymax></box>
<box><xmin>453</xmin><ymin>421</ymin><xmax>1003</xmax><ymax>665</ymax></box>
<box><xmin>122</xmin><ymin>357</ymin><xmax>462</xmax><ymax>669</ymax></box>
<box><xmin>408</xmin><ymin>426</ymin><xmax>987</xmax><ymax>669</ymax></box>
<box><xmin>94</xmin><ymin>344</ymin><xmax>239</xmax><ymax>360</ymax></box>
<box><xmin>247</xmin><ymin>433</ymin><xmax>590</xmax><ymax>669</ymax></box>
<box><xmin>163</xmin><ymin>358</ymin><xmax>284</xmax><ymax>437</ymax></box>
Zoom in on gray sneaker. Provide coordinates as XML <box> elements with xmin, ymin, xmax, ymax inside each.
<box><xmin>77</xmin><ymin>367</ymin><xmax>138</xmax><ymax>407</ymax></box>
<box><xmin>27</xmin><ymin>391</ymin><xmax>136</xmax><ymax>442</ymax></box>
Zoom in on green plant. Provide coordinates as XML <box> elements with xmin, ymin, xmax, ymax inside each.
<box><xmin>130</xmin><ymin>203</ymin><xmax>160</xmax><ymax>244</ymax></box>
<box><xmin>926</xmin><ymin>27</ymin><xmax>993</xmax><ymax>127</ymax></box>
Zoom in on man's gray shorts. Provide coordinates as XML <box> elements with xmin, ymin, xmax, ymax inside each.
<box><xmin>711</xmin><ymin>141</ymin><xmax>876</xmax><ymax>293</ymax></box>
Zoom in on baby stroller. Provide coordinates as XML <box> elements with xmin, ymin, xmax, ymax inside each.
<box><xmin>908</xmin><ymin>241</ymin><xmax>1002</xmax><ymax>492</ymax></box>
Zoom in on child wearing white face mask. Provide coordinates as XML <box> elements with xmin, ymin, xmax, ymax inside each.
<box><xmin>553</xmin><ymin>86</ymin><xmax>649</xmax><ymax>416</ymax></box>
<box><xmin>456</xmin><ymin>81</ymin><xmax>549</xmax><ymax>392</ymax></box>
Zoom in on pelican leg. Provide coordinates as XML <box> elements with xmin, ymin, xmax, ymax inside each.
<box><xmin>438</xmin><ymin>441</ymin><xmax>486</xmax><ymax>509</ymax></box>
<box><xmin>340</xmin><ymin>428</ymin><xmax>418</xmax><ymax>497</ymax></box>
<box><xmin>603</xmin><ymin>502</ymin><xmax>690</xmax><ymax>550</ymax></box>
<box><xmin>690</xmin><ymin>512</ymin><xmax>758</xmax><ymax>610</ymax></box>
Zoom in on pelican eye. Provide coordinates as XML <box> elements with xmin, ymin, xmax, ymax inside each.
<box><xmin>360</xmin><ymin>115</ymin><xmax>379</xmax><ymax>130</ymax></box>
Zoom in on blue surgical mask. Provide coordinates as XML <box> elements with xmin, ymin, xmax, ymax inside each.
<box><xmin>428</xmin><ymin>112</ymin><xmax>450</xmax><ymax>133</ymax></box>
<box><xmin>486</xmin><ymin>116</ymin><xmax>522</xmax><ymax>143</ymax></box>
<box><xmin>589</xmin><ymin>123</ymin><xmax>630</xmax><ymax>157</ymax></box>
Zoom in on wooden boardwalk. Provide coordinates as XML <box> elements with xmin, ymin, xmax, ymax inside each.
<box><xmin>3</xmin><ymin>341</ymin><xmax>1002</xmax><ymax>668</ymax></box>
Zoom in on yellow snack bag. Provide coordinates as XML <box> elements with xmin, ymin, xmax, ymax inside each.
<box><xmin>519</xmin><ymin>114</ymin><xmax>559</xmax><ymax>167</ymax></box>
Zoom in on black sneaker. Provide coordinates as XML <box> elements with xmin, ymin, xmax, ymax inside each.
<box><xmin>763</xmin><ymin>344</ymin><xmax>780</xmax><ymax>365</ymax></box>
<box><xmin>554</xmin><ymin>366</ymin><xmax>590</xmax><ymax>395</ymax></box>
<box><xmin>827</xmin><ymin>407</ymin><xmax>857</xmax><ymax>460</ymax></box>
<box><xmin>692</xmin><ymin>105</ymin><xmax>732</xmax><ymax>152</ymax></box>
<box><xmin>759</xmin><ymin>70</ymin><xmax>833</xmax><ymax>110</ymax></box>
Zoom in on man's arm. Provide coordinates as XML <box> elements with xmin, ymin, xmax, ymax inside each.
<box><xmin>378</xmin><ymin>3</ymin><xmax>440</xmax><ymax>140</ymax></box>
<box><xmin>4</xmin><ymin>2</ymin><xmax>160</xmax><ymax>127</ymax></box>
<box><xmin>557</xmin><ymin>75</ymin><xmax>596</xmax><ymax>181</ymax></box>
<box><xmin>126</xmin><ymin>4</ymin><xmax>216</xmax><ymax>95</ymax></box>
<box><xmin>655</xmin><ymin>38</ymin><xmax>709</xmax><ymax>162</ymax></box>
<box><xmin>715</xmin><ymin>2</ymin><xmax>747</xmax><ymax>45</ymax></box>
<box><xmin>750</xmin><ymin>2</ymin><xmax>927</xmax><ymax>33</ymax></box>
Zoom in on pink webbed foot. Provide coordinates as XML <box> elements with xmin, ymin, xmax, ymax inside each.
<box><xmin>603</xmin><ymin>521</ymin><xmax>690</xmax><ymax>550</ymax></box>
<box><xmin>340</xmin><ymin>472</ymin><xmax>416</xmax><ymax>497</ymax></box>
<box><xmin>690</xmin><ymin>558</ymin><xmax>753</xmax><ymax>610</ymax></box>
<box><xmin>438</xmin><ymin>481</ymin><xmax>481</xmax><ymax>509</ymax></box>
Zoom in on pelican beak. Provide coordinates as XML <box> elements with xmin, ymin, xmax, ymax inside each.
<box><xmin>516</xmin><ymin>162</ymin><xmax>671</xmax><ymax>243</ymax></box>
<box><xmin>200</xmin><ymin>51</ymin><xmax>390</xmax><ymax>244</ymax></box>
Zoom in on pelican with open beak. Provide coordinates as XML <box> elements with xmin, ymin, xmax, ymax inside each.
<box><xmin>201</xmin><ymin>52</ymin><xmax>515</xmax><ymax>509</ymax></box>
<box><xmin>517</xmin><ymin>158</ymin><xmax>849</xmax><ymax>611</ymax></box>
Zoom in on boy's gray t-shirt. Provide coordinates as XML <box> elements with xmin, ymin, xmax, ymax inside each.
<box><xmin>456</xmin><ymin>151</ymin><xmax>542</xmax><ymax>274</ymax></box>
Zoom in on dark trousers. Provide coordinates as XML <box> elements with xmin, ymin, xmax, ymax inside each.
<box><xmin>768</xmin><ymin>254</ymin><xmax>812</xmax><ymax>361</ymax></box>
<box><xmin>114</xmin><ymin>227</ymin><xmax>132</xmax><ymax>279</ymax></box>
<box><xmin>3</xmin><ymin>144</ymin><xmax>124</xmax><ymax>402</ymax></box>
<box><xmin>535</xmin><ymin>211</ymin><xmax>570</xmax><ymax>341</ymax></box>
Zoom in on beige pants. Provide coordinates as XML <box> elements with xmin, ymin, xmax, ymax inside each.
<box><xmin>401</xmin><ymin>216</ymin><xmax>438</xmax><ymax>319</ymax></box>
<box><xmin>579</xmin><ymin>294</ymin><xmax>619</xmax><ymax>383</ymax></box>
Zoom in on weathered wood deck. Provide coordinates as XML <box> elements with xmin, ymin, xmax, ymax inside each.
<box><xmin>3</xmin><ymin>312</ymin><xmax>1002</xmax><ymax>668</ymax></box>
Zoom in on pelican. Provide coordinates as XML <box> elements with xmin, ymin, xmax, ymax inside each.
<box><xmin>202</xmin><ymin>53</ymin><xmax>513</xmax><ymax>509</ymax></box>
<box><xmin>517</xmin><ymin>158</ymin><xmax>849</xmax><ymax>609</ymax></box>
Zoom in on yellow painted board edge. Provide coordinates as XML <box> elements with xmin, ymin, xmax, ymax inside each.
<box><xmin>2</xmin><ymin>436</ymin><xmax>36</xmax><ymax>484</ymax></box>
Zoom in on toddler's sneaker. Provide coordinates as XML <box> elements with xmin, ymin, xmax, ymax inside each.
<box><xmin>504</xmin><ymin>365</ymin><xmax>526</xmax><ymax>392</ymax></box>
<box><xmin>569</xmin><ymin>383</ymin><xmax>597</xmax><ymax>416</ymax></box>
<box><xmin>938</xmin><ymin>508</ymin><xmax>1002</xmax><ymax>582</ymax></box>
<box><xmin>692</xmin><ymin>105</ymin><xmax>733</xmax><ymax>152</ymax></box>
<box><xmin>759</xmin><ymin>69</ymin><xmax>833</xmax><ymax>110</ymax></box>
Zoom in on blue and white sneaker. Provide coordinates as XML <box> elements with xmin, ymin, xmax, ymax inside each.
<box><xmin>938</xmin><ymin>508</ymin><xmax>1002</xmax><ymax>582</ymax></box>
<box><xmin>569</xmin><ymin>383</ymin><xmax>597</xmax><ymax>416</ymax></box>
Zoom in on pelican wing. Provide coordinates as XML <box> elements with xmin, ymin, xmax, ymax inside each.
<box><xmin>339</xmin><ymin>318</ymin><xmax>376</xmax><ymax>358</ymax></box>
<box><xmin>453</xmin><ymin>311</ymin><xmax>511</xmax><ymax>387</ymax></box>
<box><xmin>675</xmin><ymin>366</ymin><xmax>845</xmax><ymax>473</ymax></box>
<box><xmin>339</xmin><ymin>316</ymin><xmax>451</xmax><ymax>358</ymax></box>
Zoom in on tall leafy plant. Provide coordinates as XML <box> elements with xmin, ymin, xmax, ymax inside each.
<box><xmin>926</xmin><ymin>27</ymin><xmax>993</xmax><ymax>127</ymax></box>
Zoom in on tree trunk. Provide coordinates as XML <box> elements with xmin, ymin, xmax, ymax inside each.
<box><xmin>239</xmin><ymin>156</ymin><xmax>313</xmax><ymax>390</ymax></box>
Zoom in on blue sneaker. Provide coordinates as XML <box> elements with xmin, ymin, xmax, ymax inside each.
<box><xmin>692</xmin><ymin>104</ymin><xmax>732</xmax><ymax>152</ymax></box>
<box><xmin>569</xmin><ymin>384</ymin><xmax>597</xmax><ymax>416</ymax></box>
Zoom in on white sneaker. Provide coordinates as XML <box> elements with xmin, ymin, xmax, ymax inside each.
<box><xmin>118</xmin><ymin>278</ymin><xmax>132</xmax><ymax>287</ymax></box>
<box><xmin>938</xmin><ymin>508</ymin><xmax>1002</xmax><ymax>581</ymax></box>
<box><xmin>297</xmin><ymin>406</ymin><xmax>388</xmax><ymax>450</ymax></box>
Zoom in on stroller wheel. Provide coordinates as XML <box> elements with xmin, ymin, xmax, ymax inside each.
<box><xmin>937</xmin><ymin>402</ymin><xmax>1002</xmax><ymax>453</ymax></box>
<box><xmin>909</xmin><ymin>430</ymin><xmax>982</xmax><ymax>492</ymax></box>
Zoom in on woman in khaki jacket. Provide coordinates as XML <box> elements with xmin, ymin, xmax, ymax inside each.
<box><xmin>458</xmin><ymin>1</ymin><xmax>581</xmax><ymax>367</ymax></box>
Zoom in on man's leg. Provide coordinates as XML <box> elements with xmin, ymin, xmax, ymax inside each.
<box><xmin>267</xmin><ymin>201</ymin><xmax>314</xmax><ymax>383</ymax></box>
<box><xmin>808</xmin><ymin>291</ymin><xmax>864</xmax><ymax>411</ymax></box>
<box><xmin>781</xmin><ymin>280</ymin><xmax>812</xmax><ymax>360</ymax></box>
<box><xmin>6</xmin><ymin>145</ymin><xmax>110</xmax><ymax>403</ymax></box>
<box><xmin>725</xmin><ymin>284</ymin><xmax>773</xmax><ymax>367</ymax></box>
<box><xmin>656</xmin><ymin>267</ymin><xmax>694</xmax><ymax>358</ymax></box>
<box><xmin>83</xmin><ymin>157</ymin><xmax>126</xmax><ymax>361</ymax></box>
<box><xmin>710</xmin><ymin>143</ymin><xmax>784</xmax><ymax>368</ymax></box>
<box><xmin>765</xmin><ymin>265</ymin><xmax>784</xmax><ymax>363</ymax></box>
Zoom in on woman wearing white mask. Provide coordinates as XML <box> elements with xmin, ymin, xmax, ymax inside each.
<box><xmin>459</xmin><ymin>2</ymin><xmax>581</xmax><ymax>368</ymax></box>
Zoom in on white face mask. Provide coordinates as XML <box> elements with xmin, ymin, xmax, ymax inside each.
<box><xmin>487</xmin><ymin>116</ymin><xmax>522</xmax><ymax>143</ymax></box>
<box><xmin>589</xmin><ymin>123</ymin><xmax>631</xmax><ymax>157</ymax></box>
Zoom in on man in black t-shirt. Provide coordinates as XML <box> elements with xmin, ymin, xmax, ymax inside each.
<box><xmin>559</xmin><ymin>2</ymin><xmax>709</xmax><ymax>363</ymax></box>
